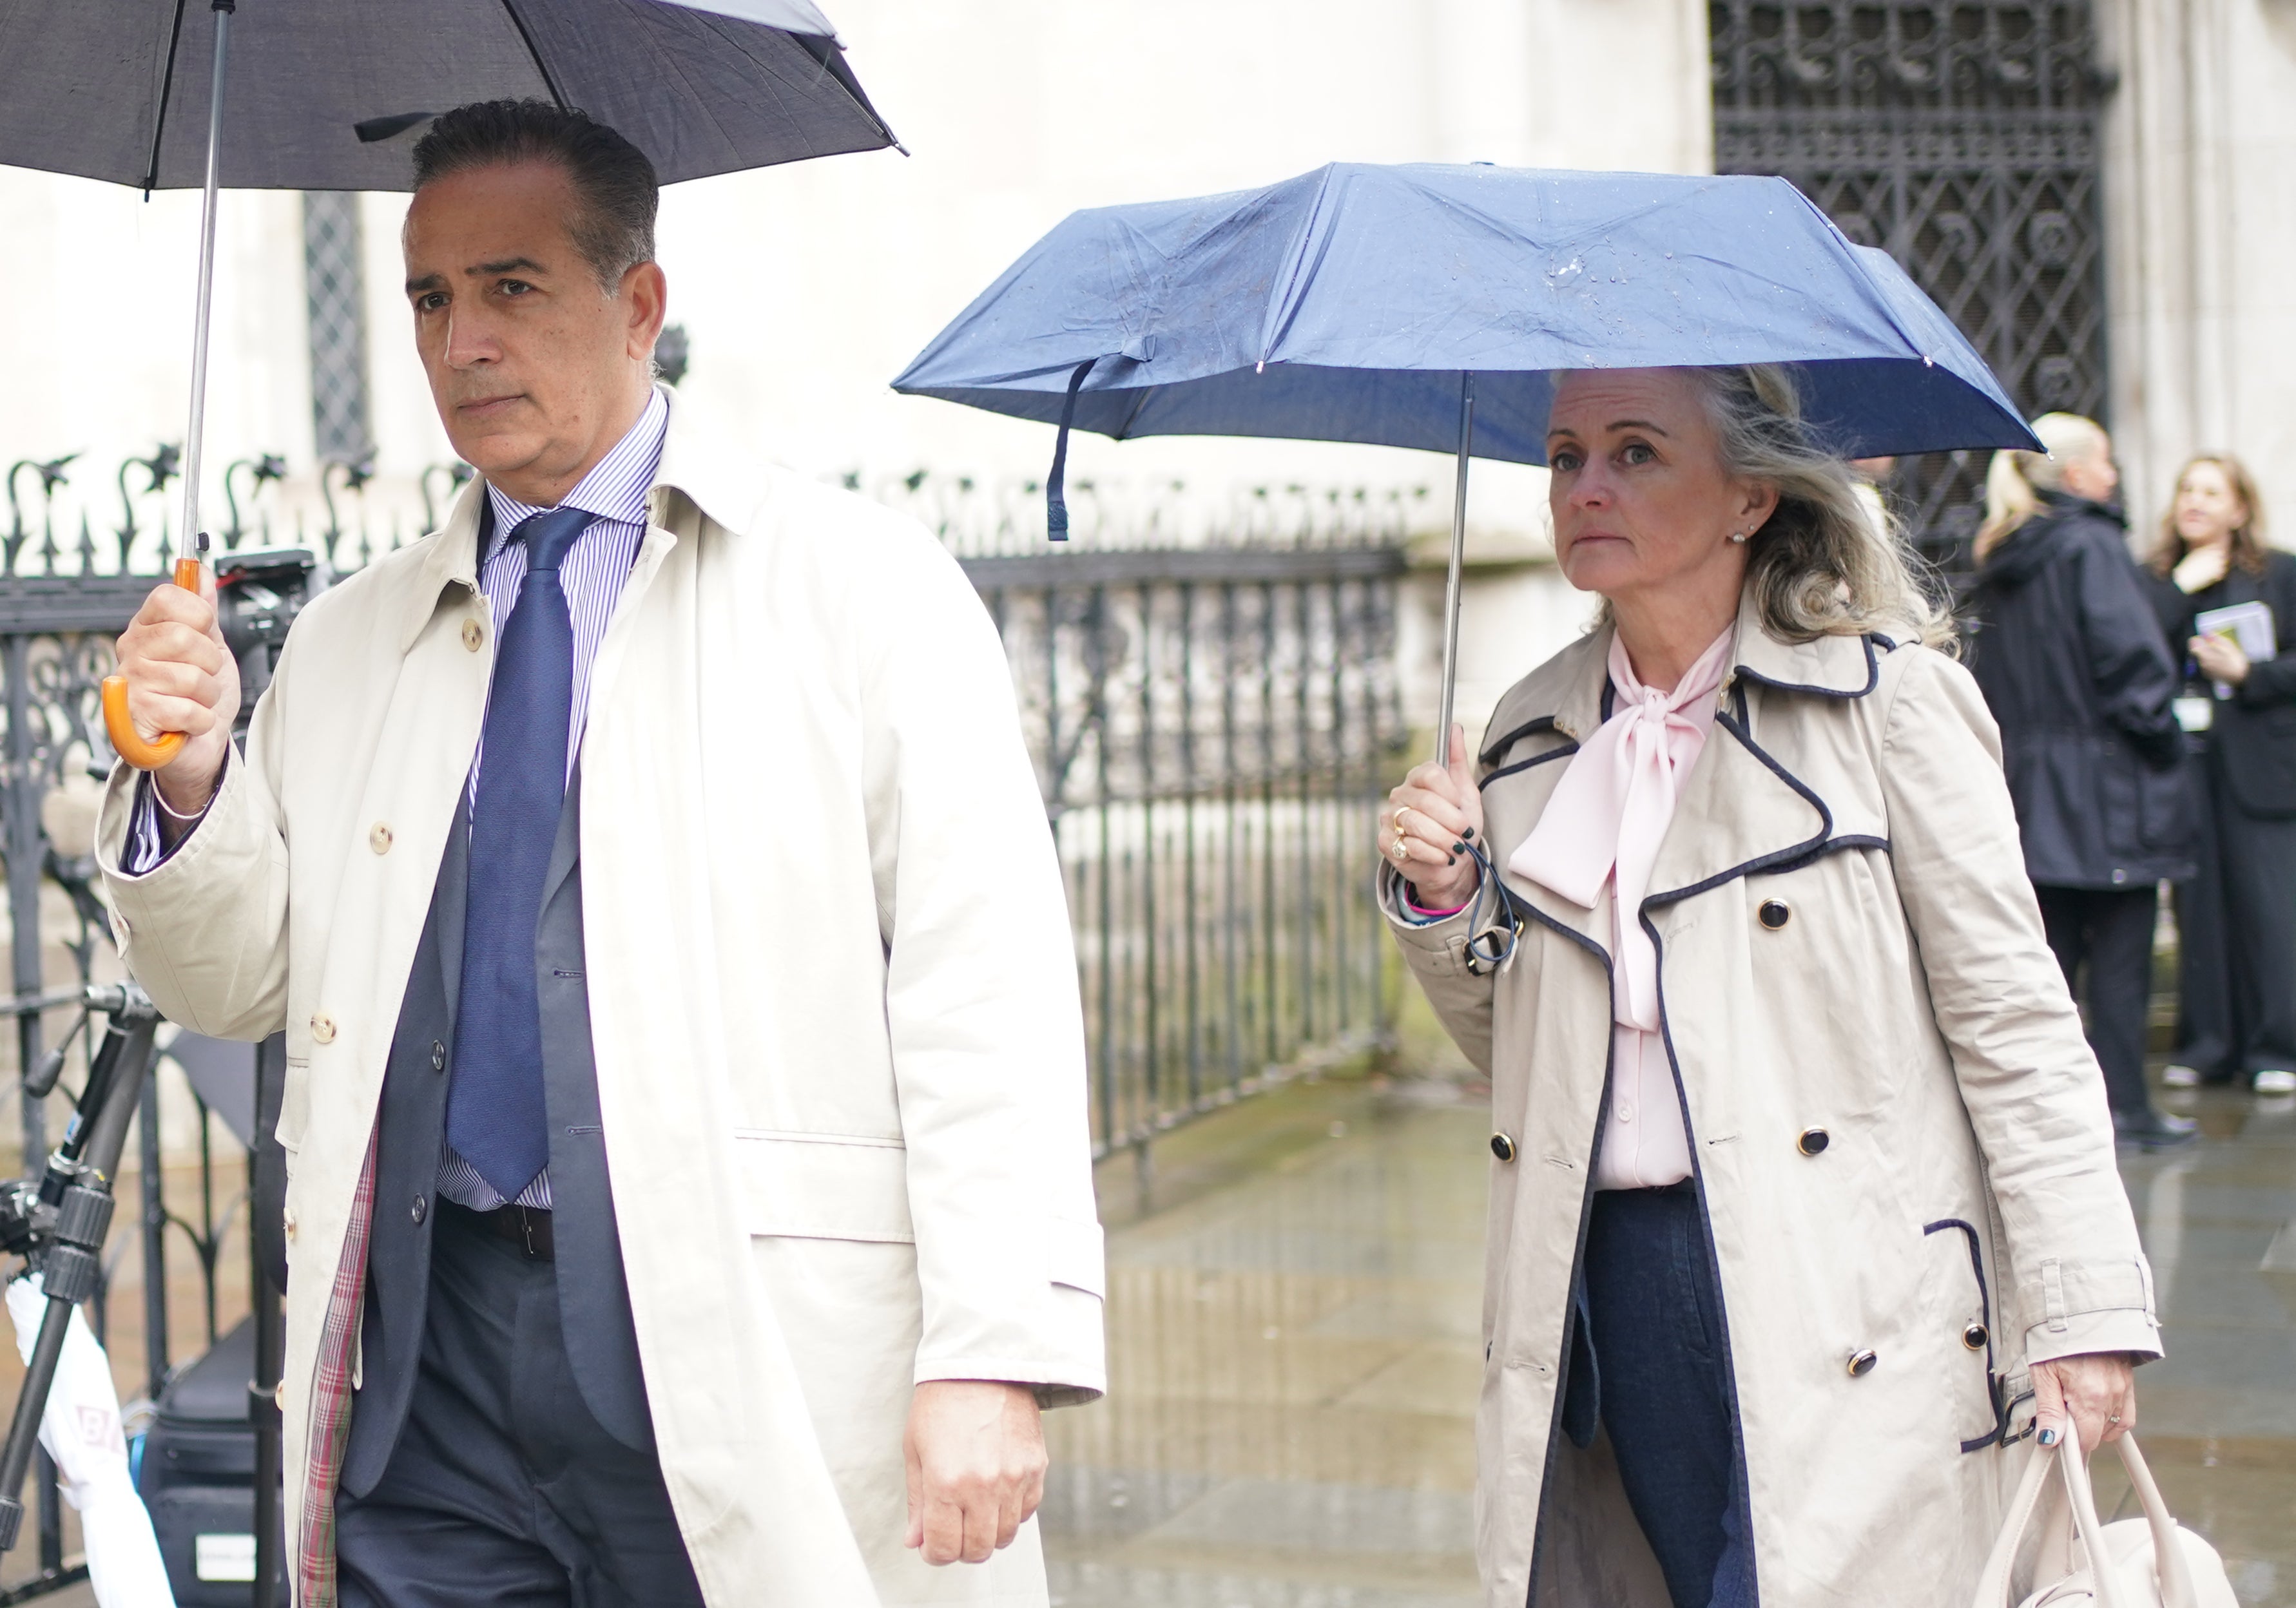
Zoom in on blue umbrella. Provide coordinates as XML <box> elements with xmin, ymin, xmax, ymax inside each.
<box><xmin>893</xmin><ymin>162</ymin><xmax>2039</xmax><ymax>757</ymax></box>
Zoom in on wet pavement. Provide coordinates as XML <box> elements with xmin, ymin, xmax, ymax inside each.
<box><xmin>0</xmin><ymin>1065</ymin><xmax>2284</xmax><ymax>1606</ymax></box>
<box><xmin>1043</xmin><ymin>1066</ymin><xmax>2296</xmax><ymax>1607</ymax></box>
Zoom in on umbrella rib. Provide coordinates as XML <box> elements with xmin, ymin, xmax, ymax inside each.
<box><xmin>497</xmin><ymin>0</ymin><xmax>571</xmax><ymax>110</ymax></box>
<box><xmin>140</xmin><ymin>0</ymin><xmax>194</xmax><ymax>193</ymax></box>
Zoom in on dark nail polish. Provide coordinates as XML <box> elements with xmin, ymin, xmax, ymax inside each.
<box><xmin>2038</xmin><ymin>1427</ymin><xmax>2060</xmax><ymax>1447</ymax></box>
<box><xmin>1462</xmin><ymin>826</ymin><xmax>1476</xmax><ymax>841</ymax></box>
<box><xmin>1447</xmin><ymin>855</ymin><xmax>1456</xmax><ymax>866</ymax></box>
<box><xmin>1452</xmin><ymin>841</ymin><xmax>1465</xmax><ymax>855</ymax></box>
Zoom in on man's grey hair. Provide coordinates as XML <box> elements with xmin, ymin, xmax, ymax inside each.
<box><xmin>411</xmin><ymin>100</ymin><xmax>659</xmax><ymax>291</ymax></box>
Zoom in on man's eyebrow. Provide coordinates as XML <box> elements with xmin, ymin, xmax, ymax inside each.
<box><xmin>404</xmin><ymin>271</ymin><xmax>443</xmax><ymax>294</ymax></box>
<box><xmin>470</xmin><ymin>256</ymin><xmax>547</xmax><ymax>277</ymax></box>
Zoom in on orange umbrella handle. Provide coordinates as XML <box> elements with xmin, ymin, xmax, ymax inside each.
<box><xmin>101</xmin><ymin>557</ymin><xmax>205</xmax><ymax>771</ymax></box>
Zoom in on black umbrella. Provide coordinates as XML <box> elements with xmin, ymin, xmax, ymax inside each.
<box><xmin>0</xmin><ymin>0</ymin><xmax>897</xmax><ymax>764</ymax></box>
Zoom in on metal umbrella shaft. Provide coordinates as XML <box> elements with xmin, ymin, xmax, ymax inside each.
<box><xmin>1434</xmin><ymin>373</ymin><xmax>1476</xmax><ymax>769</ymax></box>
<box><xmin>179</xmin><ymin>0</ymin><xmax>235</xmax><ymax>560</ymax></box>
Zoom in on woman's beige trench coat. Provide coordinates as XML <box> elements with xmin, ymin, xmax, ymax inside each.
<box><xmin>1390</xmin><ymin>595</ymin><xmax>2160</xmax><ymax>1607</ymax></box>
<box><xmin>93</xmin><ymin>390</ymin><xmax>1105</xmax><ymax>1607</ymax></box>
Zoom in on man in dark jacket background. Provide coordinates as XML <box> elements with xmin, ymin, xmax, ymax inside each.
<box><xmin>1969</xmin><ymin>414</ymin><xmax>2197</xmax><ymax>1148</ymax></box>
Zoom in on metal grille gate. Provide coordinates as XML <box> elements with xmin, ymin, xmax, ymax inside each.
<box><xmin>1711</xmin><ymin>0</ymin><xmax>2116</xmax><ymax>565</ymax></box>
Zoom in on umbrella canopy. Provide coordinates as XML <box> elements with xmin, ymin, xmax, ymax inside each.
<box><xmin>892</xmin><ymin>162</ymin><xmax>2038</xmax><ymax>465</ymax></box>
<box><xmin>0</xmin><ymin>0</ymin><xmax>896</xmax><ymax>191</ymax></box>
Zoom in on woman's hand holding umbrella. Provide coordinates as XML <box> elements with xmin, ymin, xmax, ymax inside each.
<box><xmin>1383</xmin><ymin>725</ymin><xmax>1483</xmax><ymax>911</ymax></box>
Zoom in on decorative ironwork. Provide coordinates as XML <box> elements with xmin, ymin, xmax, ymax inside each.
<box><xmin>1712</xmin><ymin>0</ymin><xmax>2115</xmax><ymax>566</ymax></box>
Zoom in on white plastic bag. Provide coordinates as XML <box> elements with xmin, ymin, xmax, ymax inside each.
<box><xmin>6</xmin><ymin>1274</ymin><xmax>176</xmax><ymax>1608</ymax></box>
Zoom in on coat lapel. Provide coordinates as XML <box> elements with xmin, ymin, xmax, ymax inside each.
<box><xmin>1643</xmin><ymin>595</ymin><xmax>1876</xmax><ymax>906</ymax></box>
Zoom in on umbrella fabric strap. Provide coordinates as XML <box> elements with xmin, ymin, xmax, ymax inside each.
<box><xmin>1045</xmin><ymin>359</ymin><xmax>1096</xmax><ymax>541</ymax></box>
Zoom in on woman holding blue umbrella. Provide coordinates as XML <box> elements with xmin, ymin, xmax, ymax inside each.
<box><xmin>896</xmin><ymin>162</ymin><xmax>2164</xmax><ymax>1605</ymax></box>
<box><xmin>1381</xmin><ymin>364</ymin><xmax>2153</xmax><ymax>1604</ymax></box>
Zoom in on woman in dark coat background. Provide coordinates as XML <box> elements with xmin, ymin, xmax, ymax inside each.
<box><xmin>2143</xmin><ymin>453</ymin><xmax>2296</xmax><ymax>1096</ymax></box>
<box><xmin>1968</xmin><ymin>414</ymin><xmax>2197</xmax><ymax>1147</ymax></box>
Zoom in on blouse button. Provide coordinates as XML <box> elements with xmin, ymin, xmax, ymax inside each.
<box><xmin>310</xmin><ymin>1013</ymin><xmax>337</xmax><ymax>1046</ymax></box>
<box><xmin>369</xmin><ymin>822</ymin><xmax>393</xmax><ymax>855</ymax></box>
<box><xmin>1759</xmin><ymin>899</ymin><xmax>1791</xmax><ymax>930</ymax></box>
<box><xmin>1489</xmin><ymin>1133</ymin><xmax>1517</xmax><ymax>1162</ymax></box>
<box><xmin>463</xmin><ymin>618</ymin><xmax>485</xmax><ymax>652</ymax></box>
<box><xmin>1616</xmin><ymin>1104</ymin><xmax>1635</xmax><ymax>1124</ymax></box>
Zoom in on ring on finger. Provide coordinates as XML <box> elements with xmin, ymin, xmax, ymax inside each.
<box><xmin>1394</xmin><ymin>804</ymin><xmax>1416</xmax><ymax>837</ymax></box>
<box><xmin>1391</xmin><ymin>838</ymin><xmax>1409</xmax><ymax>863</ymax></box>
<box><xmin>2107</xmin><ymin>1413</ymin><xmax>2122</xmax><ymax>1423</ymax></box>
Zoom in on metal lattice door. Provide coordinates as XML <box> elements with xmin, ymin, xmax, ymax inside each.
<box><xmin>1712</xmin><ymin>1</ymin><xmax>2115</xmax><ymax>566</ymax></box>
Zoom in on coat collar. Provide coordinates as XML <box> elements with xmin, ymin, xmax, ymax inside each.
<box><xmin>1477</xmin><ymin>589</ymin><xmax>1882</xmax><ymax>767</ymax></box>
<box><xmin>1482</xmin><ymin>588</ymin><xmax>1885</xmax><ymax>922</ymax></box>
<box><xmin>400</xmin><ymin>384</ymin><xmax>771</xmax><ymax>653</ymax></box>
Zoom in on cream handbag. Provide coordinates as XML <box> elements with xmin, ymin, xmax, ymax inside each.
<box><xmin>1969</xmin><ymin>1433</ymin><xmax>2235</xmax><ymax>1608</ymax></box>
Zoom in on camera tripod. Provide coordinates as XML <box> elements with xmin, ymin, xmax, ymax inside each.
<box><xmin>0</xmin><ymin>982</ymin><xmax>286</xmax><ymax>1606</ymax></box>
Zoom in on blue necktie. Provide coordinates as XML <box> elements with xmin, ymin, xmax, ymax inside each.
<box><xmin>446</xmin><ymin>504</ymin><xmax>592</xmax><ymax>1202</ymax></box>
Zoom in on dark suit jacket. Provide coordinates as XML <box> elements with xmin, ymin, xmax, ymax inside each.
<box><xmin>343</xmin><ymin>774</ymin><xmax>650</xmax><ymax>1496</ymax></box>
<box><xmin>2145</xmin><ymin>549</ymin><xmax>2296</xmax><ymax>819</ymax></box>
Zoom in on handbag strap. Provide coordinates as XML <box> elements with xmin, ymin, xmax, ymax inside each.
<box><xmin>2115</xmin><ymin>1437</ymin><xmax>2201</xmax><ymax>1608</ymax></box>
<box><xmin>2056</xmin><ymin>1428</ymin><xmax>2133</xmax><ymax>1608</ymax></box>
<box><xmin>1969</xmin><ymin>1433</ymin><xmax>2195</xmax><ymax>1608</ymax></box>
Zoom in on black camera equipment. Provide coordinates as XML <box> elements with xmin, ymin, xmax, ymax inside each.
<box><xmin>0</xmin><ymin>981</ymin><xmax>164</xmax><ymax>1553</ymax></box>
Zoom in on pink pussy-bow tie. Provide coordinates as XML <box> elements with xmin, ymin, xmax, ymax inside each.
<box><xmin>1508</xmin><ymin>627</ymin><xmax>1735</xmax><ymax>1030</ymax></box>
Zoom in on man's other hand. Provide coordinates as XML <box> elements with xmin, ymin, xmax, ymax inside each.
<box><xmin>903</xmin><ymin>1379</ymin><xmax>1046</xmax><ymax>1566</ymax></box>
<box><xmin>113</xmin><ymin>572</ymin><xmax>238</xmax><ymax>816</ymax></box>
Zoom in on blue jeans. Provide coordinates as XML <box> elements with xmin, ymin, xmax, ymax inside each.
<box><xmin>1564</xmin><ymin>1182</ymin><xmax>1755</xmax><ymax>1608</ymax></box>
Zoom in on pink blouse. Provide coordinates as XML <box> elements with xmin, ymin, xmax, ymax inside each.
<box><xmin>1509</xmin><ymin>626</ymin><xmax>1735</xmax><ymax>1191</ymax></box>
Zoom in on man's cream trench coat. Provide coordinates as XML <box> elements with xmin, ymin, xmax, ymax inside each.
<box><xmin>1389</xmin><ymin>597</ymin><xmax>2161</xmax><ymax>1607</ymax></box>
<box><xmin>94</xmin><ymin>388</ymin><xmax>1107</xmax><ymax>1607</ymax></box>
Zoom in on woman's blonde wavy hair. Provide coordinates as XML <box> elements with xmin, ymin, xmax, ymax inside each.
<box><xmin>1671</xmin><ymin>364</ymin><xmax>1954</xmax><ymax>648</ymax></box>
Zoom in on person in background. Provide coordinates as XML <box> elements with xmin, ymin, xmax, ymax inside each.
<box><xmin>2141</xmin><ymin>455</ymin><xmax>2296</xmax><ymax>1096</ymax></box>
<box><xmin>1966</xmin><ymin>413</ymin><xmax>2197</xmax><ymax>1148</ymax></box>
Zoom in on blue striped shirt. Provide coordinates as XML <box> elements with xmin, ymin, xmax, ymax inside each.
<box><xmin>439</xmin><ymin>388</ymin><xmax>668</xmax><ymax>1211</ymax></box>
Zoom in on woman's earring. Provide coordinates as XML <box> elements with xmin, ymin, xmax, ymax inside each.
<box><xmin>1728</xmin><ymin>531</ymin><xmax>1748</xmax><ymax>544</ymax></box>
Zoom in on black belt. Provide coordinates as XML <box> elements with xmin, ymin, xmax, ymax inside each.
<box><xmin>441</xmin><ymin>1198</ymin><xmax>554</xmax><ymax>1260</ymax></box>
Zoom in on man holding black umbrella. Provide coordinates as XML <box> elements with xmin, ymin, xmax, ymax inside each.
<box><xmin>97</xmin><ymin>100</ymin><xmax>1103</xmax><ymax>1608</ymax></box>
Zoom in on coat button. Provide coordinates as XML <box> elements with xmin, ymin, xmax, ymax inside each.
<box><xmin>282</xmin><ymin>1207</ymin><xmax>296</xmax><ymax>1241</ymax></box>
<box><xmin>430</xmin><ymin>1040</ymin><xmax>447</xmax><ymax>1073</ymax></box>
<box><xmin>463</xmin><ymin>618</ymin><xmax>485</xmax><ymax>651</ymax></box>
<box><xmin>1797</xmin><ymin>1127</ymin><xmax>1829</xmax><ymax>1156</ymax></box>
<box><xmin>310</xmin><ymin>1013</ymin><xmax>337</xmax><ymax>1046</ymax></box>
<box><xmin>1847</xmin><ymin>1348</ymin><xmax>1878</xmax><ymax>1377</ymax></box>
<box><xmin>411</xmin><ymin>1194</ymin><xmax>427</xmax><ymax>1225</ymax></box>
<box><xmin>1759</xmin><ymin>899</ymin><xmax>1791</xmax><ymax>930</ymax></box>
<box><xmin>369</xmin><ymin>822</ymin><xmax>393</xmax><ymax>855</ymax></box>
<box><xmin>1963</xmin><ymin>1323</ymin><xmax>1989</xmax><ymax>1351</ymax></box>
<box><xmin>273</xmin><ymin>1382</ymin><xmax>286</xmax><ymax>1411</ymax></box>
<box><xmin>1490</xmin><ymin>1133</ymin><xmax>1517</xmax><ymax>1162</ymax></box>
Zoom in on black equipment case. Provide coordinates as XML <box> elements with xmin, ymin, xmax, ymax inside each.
<box><xmin>136</xmin><ymin>1316</ymin><xmax>284</xmax><ymax>1605</ymax></box>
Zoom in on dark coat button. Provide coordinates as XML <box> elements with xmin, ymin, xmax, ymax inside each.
<box><xmin>411</xmin><ymin>1194</ymin><xmax>428</xmax><ymax>1225</ymax></box>
<box><xmin>430</xmin><ymin>1040</ymin><xmax>447</xmax><ymax>1073</ymax></box>
<box><xmin>1759</xmin><ymin>899</ymin><xmax>1791</xmax><ymax>930</ymax></box>
<box><xmin>1847</xmin><ymin>1348</ymin><xmax>1878</xmax><ymax>1377</ymax></box>
<box><xmin>1797</xmin><ymin>1127</ymin><xmax>1830</xmax><ymax>1156</ymax></box>
<box><xmin>1963</xmin><ymin>1323</ymin><xmax>1989</xmax><ymax>1351</ymax></box>
<box><xmin>1490</xmin><ymin>1133</ymin><xmax>1517</xmax><ymax>1162</ymax></box>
